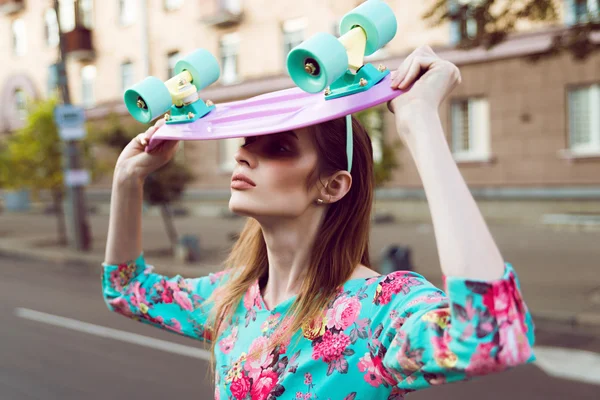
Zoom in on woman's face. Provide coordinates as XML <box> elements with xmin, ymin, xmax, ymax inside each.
<box><xmin>228</xmin><ymin>128</ymin><xmax>322</xmax><ymax>219</ymax></box>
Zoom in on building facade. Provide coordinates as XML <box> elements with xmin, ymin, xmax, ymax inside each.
<box><xmin>2</xmin><ymin>0</ymin><xmax>600</xmax><ymax>222</ymax></box>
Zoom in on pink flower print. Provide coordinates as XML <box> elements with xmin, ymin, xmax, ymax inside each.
<box><xmin>271</xmin><ymin>317</ymin><xmax>293</xmax><ymax>353</ymax></box>
<box><xmin>244</xmin><ymin>282</ymin><xmax>263</xmax><ymax>310</ymax></box>
<box><xmin>261</xmin><ymin>312</ymin><xmax>281</xmax><ymax>333</ymax></box>
<box><xmin>165</xmin><ymin>318</ymin><xmax>183</xmax><ymax>334</ymax></box>
<box><xmin>108</xmin><ymin>298</ymin><xmax>135</xmax><ymax>318</ymax></box>
<box><xmin>219</xmin><ymin>327</ymin><xmax>238</xmax><ymax>354</ymax></box>
<box><xmin>326</xmin><ymin>295</ymin><xmax>361</xmax><ymax>330</ymax></box>
<box><xmin>358</xmin><ymin>353</ymin><xmax>383</xmax><ymax>387</ymax></box>
<box><xmin>358</xmin><ymin>353</ymin><xmax>396</xmax><ymax>387</ymax></box>
<box><xmin>210</xmin><ymin>269</ymin><xmax>228</xmax><ymax>284</ymax></box>
<box><xmin>173</xmin><ymin>290</ymin><xmax>193</xmax><ymax>311</ymax></box>
<box><xmin>296</xmin><ymin>393</ymin><xmax>303</xmax><ymax>399</ymax></box>
<box><xmin>312</xmin><ymin>331</ymin><xmax>351</xmax><ymax>363</ymax></box>
<box><xmin>304</xmin><ymin>373</ymin><xmax>312</xmax><ymax>385</ymax></box>
<box><xmin>129</xmin><ymin>282</ymin><xmax>150</xmax><ymax>312</ymax></box>
<box><xmin>366</xmin><ymin>276</ymin><xmax>380</xmax><ymax>286</ymax></box>
<box><xmin>304</xmin><ymin>394</ymin><xmax>311</xmax><ymax>400</ymax></box>
<box><xmin>466</xmin><ymin>342</ymin><xmax>503</xmax><ymax>377</ymax></box>
<box><xmin>497</xmin><ymin>320</ymin><xmax>532</xmax><ymax>366</ymax></box>
<box><xmin>110</xmin><ymin>262</ymin><xmax>136</xmax><ymax>291</ymax></box>
<box><xmin>374</xmin><ymin>273</ymin><xmax>423</xmax><ymax>305</ymax></box>
<box><xmin>230</xmin><ymin>372</ymin><xmax>251</xmax><ymax>400</ymax></box>
<box><xmin>245</xmin><ymin>336</ymin><xmax>274</xmax><ymax>380</ymax></box>
<box><xmin>250</xmin><ymin>368</ymin><xmax>279</xmax><ymax>400</ymax></box>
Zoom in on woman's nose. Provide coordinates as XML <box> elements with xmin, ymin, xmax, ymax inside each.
<box><xmin>234</xmin><ymin>145</ymin><xmax>257</xmax><ymax>168</ymax></box>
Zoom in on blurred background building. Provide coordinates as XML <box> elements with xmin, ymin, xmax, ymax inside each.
<box><xmin>1</xmin><ymin>0</ymin><xmax>599</xmax><ymax>223</ymax></box>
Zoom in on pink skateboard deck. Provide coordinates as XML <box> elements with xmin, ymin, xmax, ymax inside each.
<box><xmin>147</xmin><ymin>74</ymin><xmax>403</xmax><ymax>151</ymax></box>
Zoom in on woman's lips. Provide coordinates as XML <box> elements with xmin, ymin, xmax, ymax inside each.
<box><xmin>231</xmin><ymin>180</ymin><xmax>255</xmax><ymax>190</ymax></box>
<box><xmin>231</xmin><ymin>173</ymin><xmax>256</xmax><ymax>190</ymax></box>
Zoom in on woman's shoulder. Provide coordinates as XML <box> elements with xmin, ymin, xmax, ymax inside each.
<box><xmin>343</xmin><ymin>267</ymin><xmax>446</xmax><ymax>313</ymax></box>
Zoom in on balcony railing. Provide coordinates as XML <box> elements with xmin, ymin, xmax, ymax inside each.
<box><xmin>63</xmin><ymin>26</ymin><xmax>95</xmax><ymax>61</ymax></box>
<box><xmin>0</xmin><ymin>0</ymin><xmax>25</xmax><ymax>15</ymax></box>
<box><xmin>201</xmin><ymin>0</ymin><xmax>244</xmax><ymax>28</ymax></box>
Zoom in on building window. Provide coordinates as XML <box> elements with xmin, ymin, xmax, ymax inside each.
<box><xmin>15</xmin><ymin>89</ymin><xmax>28</xmax><ymax>121</ymax></box>
<box><xmin>81</xmin><ymin>65</ymin><xmax>96</xmax><ymax>109</ymax></box>
<box><xmin>45</xmin><ymin>9</ymin><xmax>60</xmax><ymax>47</ymax></box>
<box><xmin>59</xmin><ymin>0</ymin><xmax>76</xmax><ymax>32</ymax></box>
<box><xmin>219</xmin><ymin>138</ymin><xmax>243</xmax><ymax>171</ymax></box>
<box><xmin>220</xmin><ymin>33</ymin><xmax>239</xmax><ymax>85</ymax></box>
<box><xmin>283</xmin><ymin>18</ymin><xmax>306</xmax><ymax>64</ymax></box>
<box><xmin>121</xmin><ymin>61</ymin><xmax>135</xmax><ymax>93</ymax></box>
<box><xmin>450</xmin><ymin>97</ymin><xmax>491</xmax><ymax>161</ymax></box>
<box><xmin>164</xmin><ymin>0</ymin><xmax>184</xmax><ymax>11</ymax></box>
<box><xmin>79</xmin><ymin>0</ymin><xmax>94</xmax><ymax>29</ymax></box>
<box><xmin>167</xmin><ymin>51</ymin><xmax>181</xmax><ymax>78</ymax></box>
<box><xmin>220</xmin><ymin>0</ymin><xmax>241</xmax><ymax>14</ymax></box>
<box><xmin>119</xmin><ymin>0</ymin><xmax>136</xmax><ymax>26</ymax></box>
<box><xmin>566</xmin><ymin>0</ymin><xmax>600</xmax><ymax>25</ymax></box>
<box><xmin>568</xmin><ymin>84</ymin><xmax>600</xmax><ymax>154</ymax></box>
<box><xmin>12</xmin><ymin>19</ymin><xmax>27</xmax><ymax>56</ymax></box>
<box><xmin>449</xmin><ymin>0</ymin><xmax>480</xmax><ymax>45</ymax></box>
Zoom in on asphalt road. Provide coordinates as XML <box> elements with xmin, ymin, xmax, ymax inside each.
<box><xmin>1</xmin><ymin>257</ymin><xmax>599</xmax><ymax>400</ymax></box>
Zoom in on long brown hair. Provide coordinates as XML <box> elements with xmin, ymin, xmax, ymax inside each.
<box><xmin>206</xmin><ymin>115</ymin><xmax>375</xmax><ymax>360</ymax></box>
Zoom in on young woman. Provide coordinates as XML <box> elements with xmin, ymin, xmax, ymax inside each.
<box><xmin>102</xmin><ymin>46</ymin><xmax>535</xmax><ymax>399</ymax></box>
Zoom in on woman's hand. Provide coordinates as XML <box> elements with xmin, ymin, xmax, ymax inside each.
<box><xmin>387</xmin><ymin>46</ymin><xmax>462</xmax><ymax>143</ymax></box>
<box><xmin>114</xmin><ymin>117</ymin><xmax>180</xmax><ymax>180</ymax></box>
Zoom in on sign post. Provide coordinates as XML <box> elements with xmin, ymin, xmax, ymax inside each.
<box><xmin>53</xmin><ymin>107</ymin><xmax>91</xmax><ymax>252</ymax></box>
<box><xmin>53</xmin><ymin>0</ymin><xmax>92</xmax><ymax>252</ymax></box>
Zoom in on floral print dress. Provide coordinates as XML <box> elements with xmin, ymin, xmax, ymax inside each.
<box><xmin>102</xmin><ymin>253</ymin><xmax>535</xmax><ymax>400</ymax></box>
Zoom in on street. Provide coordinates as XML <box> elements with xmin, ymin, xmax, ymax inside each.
<box><xmin>1</xmin><ymin>256</ymin><xmax>599</xmax><ymax>400</ymax></box>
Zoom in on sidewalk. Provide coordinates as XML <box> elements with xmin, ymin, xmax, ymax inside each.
<box><xmin>1</xmin><ymin>211</ymin><xmax>600</xmax><ymax>328</ymax></box>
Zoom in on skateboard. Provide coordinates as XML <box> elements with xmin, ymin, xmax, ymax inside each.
<box><xmin>123</xmin><ymin>0</ymin><xmax>403</xmax><ymax>166</ymax></box>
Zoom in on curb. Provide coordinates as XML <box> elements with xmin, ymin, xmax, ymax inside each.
<box><xmin>0</xmin><ymin>239</ymin><xmax>218</xmax><ymax>277</ymax></box>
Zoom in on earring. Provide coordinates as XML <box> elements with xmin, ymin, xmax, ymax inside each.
<box><xmin>316</xmin><ymin>198</ymin><xmax>324</xmax><ymax>205</ymax></box>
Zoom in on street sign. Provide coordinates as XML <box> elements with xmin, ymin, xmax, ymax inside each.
<box><xmin>65</xmin><ymin>169</ymin><xmax>90</xmax><ymax>187</ymax></box>
<box><xmin>54</xmin><ymin>105</ymin><xmax>87</xmax><ymax>140</ymax></box>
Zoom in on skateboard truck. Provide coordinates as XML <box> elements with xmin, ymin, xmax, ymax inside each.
<box><xmin>124</xmin><ymin>48</ymin><xmax>220</xmax><ymax>125</ymax></box>
<box><xmin>161</xmin><ymin>71</ymin><xmax>215</xmax><ymax>125</ymax></box>
<box><xmin>287</xmin><ymin>0</ymin><xmax>396</xmax><ymax>100</ymax></box>
<box><xmin>324</xmin><ymin>26</ymin><xmax>390</xmax><ymax>100</ymax></box>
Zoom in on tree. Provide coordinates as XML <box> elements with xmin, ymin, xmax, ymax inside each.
<box><xmin>355</xmin><ymin>106</ymin><xmax>401</xmax><ymax>187</ymax></box>
<box><xmin>90</xmin><ymin>113</ymin><xmax>194</xmax><ymax>251</ymax></box>
<box><xmin>423</xmin><ymin>0</ymin><xmax>599</xmax><ymax>60</ymax></box>
<box><xmin>0</xmin><ymin>97</ymin><xmax>99</xmax><ymax>245</ymax></box>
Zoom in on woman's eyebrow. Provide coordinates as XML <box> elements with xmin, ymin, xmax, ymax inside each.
<box><xmin>282</xmin><ymin>131</ymin><xmax>299</xmax><ymax>140</ymax></box>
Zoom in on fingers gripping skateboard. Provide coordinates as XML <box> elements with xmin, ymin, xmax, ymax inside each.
<box><xmin>124</xmin><ymin>49</ymin><xmax>220</xmax><ymax>124</ymax></box>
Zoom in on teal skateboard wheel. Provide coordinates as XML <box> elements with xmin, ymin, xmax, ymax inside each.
<box><xmin>287</xmin><ymin>32</ymin><xmax>348</xmax><ymax>93</ymax></box>
<box><xmin>340</xmin><ymin>0</ymin><xmax>397</xmax><ymax>56</ymax></box>
<box><xmin>175</xmin><ymin>48</ymin><xmax>220</xmax><ymax>90</ymax></box>
<box><xmin>124</xmin><ymin>76</ymin><xmax>172</xmax><ymax>124</ymax></box>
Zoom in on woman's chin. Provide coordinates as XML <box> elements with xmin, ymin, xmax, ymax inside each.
<box><xmin>228</xmin><ymin>199</ymin><xmax>257</xmax><ymax>218</ymax></box>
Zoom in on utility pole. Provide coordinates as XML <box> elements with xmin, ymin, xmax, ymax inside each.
<box><xmin>53</xmin><ymin>0</ymin><xmax>91</xmax><ymax>251</ymax></box>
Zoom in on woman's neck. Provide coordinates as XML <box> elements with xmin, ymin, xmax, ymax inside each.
<box><xmin>258</xmin><ymin>212</ymin><xmax>322</xmax><ymax>309</ymax></box>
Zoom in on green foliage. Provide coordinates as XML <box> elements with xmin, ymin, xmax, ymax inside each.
<box><xmin>355</xmin><ymin>106</ymin><xmax>401</xmax><ymax>187</ymax></box>
<box><xmin>0</xmin><ymin>97</ymin><xmax>99</xmax><ymax>194</ymax></box>
<box><xmin>1</xmin><ymin>98</ymin><xmax>61</xmax><ymax>192</ymax></box>
<box><xmin>144</xmin><ymin>161</ymin><xmax>194</xmax><ymax>205</ymax></box>
<box><xmin>91</xmin><ymin>113</ymin><xmax>194</xmax><ymax>206</ymax></box>
<box><xmin>424</xmin><ymin>0</ymin><xmax>599</xmax><ymax>59</ymax></box>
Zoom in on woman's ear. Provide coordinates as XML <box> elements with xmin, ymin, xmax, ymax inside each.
<box><xmin>318</xmin><ymin>171</ymin><xmax>352</xmax><ymax>204</ymax></box>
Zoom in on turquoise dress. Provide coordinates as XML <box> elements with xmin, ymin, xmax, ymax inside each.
<box><xmin>102</xmin><ymin>254</ymin><xmax>535</xmax><ymax>399</ymax></box>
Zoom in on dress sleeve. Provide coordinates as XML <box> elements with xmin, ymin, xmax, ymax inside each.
<box><xmin>381</xmin><ymin>263</ymin><xmax>535</xmax><ymax>392</ymax></box>
<box><xmin>101</xmin><ymin>253</ymin><xmax>228</xmax><ymax>343</ymax></box>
